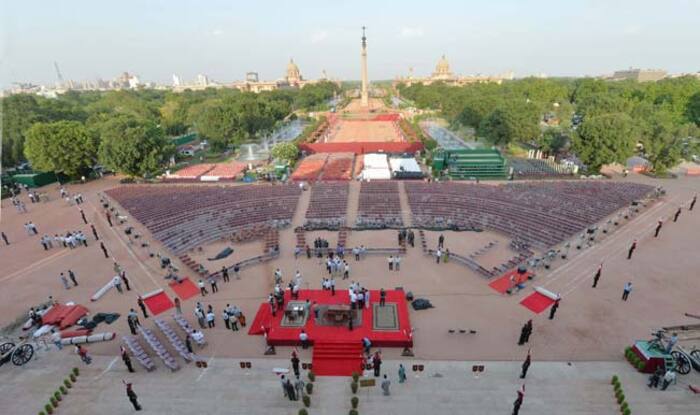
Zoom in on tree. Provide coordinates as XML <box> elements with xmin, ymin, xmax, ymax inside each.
<box><xmin>572</xmin><ymin>114</ymin><xmax>636</xmax><ymax>172</ymax></box>
<box><xmin>98</xmin><ymin>116</ymin><xmax>174</xmax><ymax>177</ymax></box>
<box><xmin>479</xmin><ymin>102</ymin><xmax>540</xmax><ymax>146</ymax></box>
<box><xmin>270</xmin><ymin>142</ymin><xmax>299</xmax><ymax>164</ymax></box>
<box><xmin>24</xmin><ymin>121</ymin><xmax>97</xmax><ymax>177</ymax></box>
<box><xmin>687</xmin><ymin>92</ymin><xmax>700</xmax><ymax>126</ymax></box>
<box><xmin>192</xmin><ymin>100</ymin><xmax>243</xmax><ymax>151</ymax></box>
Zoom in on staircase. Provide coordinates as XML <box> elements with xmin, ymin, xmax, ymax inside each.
<box><xmin>312</xmin><ymin>340</ymin><xmax>364</xmax><ymax>376</ymax></box>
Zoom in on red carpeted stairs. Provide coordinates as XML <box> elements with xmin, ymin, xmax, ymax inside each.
<box><xmin>312</xmin><ymin>341</ymin><xmax>364</xmax><ymax>376</ymax></box>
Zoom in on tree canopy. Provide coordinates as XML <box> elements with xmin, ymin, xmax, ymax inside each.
<box><xmin>24</xmin><ymin>120</ymin><xmax>97</xmax><ymax>177</ymax></box>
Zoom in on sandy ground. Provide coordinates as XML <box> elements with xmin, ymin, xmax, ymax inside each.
<box><xmin>327</xmin><ymin>120</ymin><xmax>402</xmax><ymax>143</ymax></box>
<box><xmin>1</xmin><ymin>174</ymin><xmax>699</xmax><ymax>366</ymax></box>
<box><xmin>342</xmin><ymin>98</ymin><xmax>385</xmax><ymax>113</ymax></box>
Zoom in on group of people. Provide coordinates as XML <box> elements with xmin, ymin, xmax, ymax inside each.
<box><xmin>41</xmin><ymin>230</ymin><xmax>89</xmax><ymax>250</ymax></box>
<box><xmin>397</xmin><ymin>228</ymin><xmax>415</xmax><ymax>247</ymax></box>
<box><xmin>193</xmin><ymin>302</ymin><xmax>246</xmax><ymax>331</ymax></box>
<box><xmin>325</xmin><ymin>255</ymin><xmax>350</xmax><ymax>279</ymax></box>
<box><xmin>59</xmin><ymin>270</ymin><xmax>79</xmax><ymax>289</ymax></box>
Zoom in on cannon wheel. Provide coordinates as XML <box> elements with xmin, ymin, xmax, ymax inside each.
<box><xmin>11</xmin><ymin>344</ymin><xmax>34</xmax><ymax>366</ymax></box>
<box><xmin>0</xmin><ymin>342</ymin><xmax>15</xmax><ymax>356</ymax></box>
<box><xmin>671</xmin><ymin>351</ymin><xmax>691</xmax><ymax>375</ymax></box>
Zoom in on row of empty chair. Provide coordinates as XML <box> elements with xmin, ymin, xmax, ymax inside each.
<box><xmin>405</xmin><ymin>181</ymin><xmax>654</xmax><ymax>249</ymax></box>
<box><xmin>173</xmin><ymin>314</ymin><xmax>206</xmax><ymax>347</ymax></box>
<box><xmin>106</xmin><ymin>184</ymin><xmax>300</xmax><ymax>254</ymax></box>
<box><xmin>138</xmin><ymin>325</ymin><xmax>180</xmax><ymax>371</ymax></box>
<box><xmin>510</xmin><ymin>158</ymin><xmax>573</xmax><ymax>179</ymax></box>
<box><xmin>122</xmin><ymin>335</ymin><xmax>156</xmax><ymax>371</ymax></box>
<box><xmin>154</xmin><ymin>318</ymin><xmax>193</xmax><ymax>362</ymax></box>
<box><xmin>356</xmin><ymin>181</ymin><xmax>404</xmax><ymax>228</ymax></box>
<box><xmin>305</xmin><ymin>182</ymin><xmax>349</xmax><ymax>229</ymax></box>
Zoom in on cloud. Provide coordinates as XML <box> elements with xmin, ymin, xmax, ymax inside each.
<box><xmin>209</xmin><ymin>28</ymin><xmax>224</xmax><ymax>37</ymax></box>
<box><xmin>399</xmin><ymin>27</ymin><xmax>424</xmax><ymax>38</ymax></box>
<box><xmin>310</xmin><ymin>30</ymin><xmax>328</xmax><ymax>44</ymax></box>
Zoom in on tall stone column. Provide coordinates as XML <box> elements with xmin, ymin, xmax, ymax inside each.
<box><xmin>361</xmin><ymin>26</ymin><xmax>369</xmax><ymax>107</ymax></box>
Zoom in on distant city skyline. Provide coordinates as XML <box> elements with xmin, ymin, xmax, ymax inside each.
<box><xmin>2</xmin><ymin>0</ymin><xmax>700</xmax><ymax>88</ymax></box>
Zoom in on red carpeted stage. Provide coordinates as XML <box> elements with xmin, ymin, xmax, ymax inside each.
<box><xmin>249</xmin><ymin>289</ymin><xmax>412</xmax><ymax>376</ymax></box>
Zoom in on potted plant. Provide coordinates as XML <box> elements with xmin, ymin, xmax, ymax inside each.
<box><xmin>39</xmin><ymin>411</ymin><xmax>46</xmax><ymax>415</ymax></box>
<box><xmin>351</xmin><ymin>396</ymin><xmax>359</xmax><ymax>409</ymax></box>
<box><xmin>60</xmin><ymin>386</ymin><xmax>68</xmax><ymax>395</ymax></box>
<box><xmin>298</xmin><ymin>409</ymin><xmax>308</xmax><ymax>415</ymax></box>
<box><xmin>44</xmin><ymin>404</ymin><xmax>53</xmax><ymax>415</ymax></box>
<box><xmin>616</xmin><ymin>393</ymin><xmax>625</xmax><ymax>405</ymax></box>
<box><xmin>352</xmin><ymin>372</ymin><xmax>360</xmax><ymax>383</ymax></box>
<box><xmin>306</xmin><ymin>382</ymin><xmax>314</xmax><ymax>395</ymax></box>
<box><xmin>54</xmin><ymin>391</ymin><xmax>62</xmax><ymax>402</ymax></box>
<box><xmin>302</xmin><ymin>395</ymin><xmax>311</xmax><ymax>408</ymax></box>
<box><xmin>64</xmin><ymin>379</ymin><xmax>72</xmax><ymax>389</ymax></box>
<box><xmin>349</xmin><ymin>410</ymin><xmax>358</xmax><ymax>415</ymax></box>
<box><xmin>73</xmin><ymin>367</ymin><xmax>80</xmax><ymax>376</ymax></box>
<box><xmin>351</xmin><ymin>382</ymin><xmax>358</xmax><ymax>394</ymax></box>
<box><xmin>611</xmin><ymin>375</ymin><xmax>619</xmax><ymax>385</ymax></box>
<box><xmin>50</xmin><ymin>397</ymin><xmax>58</xmax><ymax>408</ymax></box>
<box><xmin>622</xmin><ymin>409</ymin><xmax>631</xmax><ymax>415</ymax></box>
<box><xmin>70</xmin><ymin>373</ymin><xmax>77</xmax><ymax>382</ymax></box>
<box><xmin>621</xmin><ymin>402</ymin><xmax>629</xmax><ymax>412</ymax></box>
<box><xmin>308</xmin><ymin>371</ymin><xmax>316</xmax><ymax>382</ymax></box>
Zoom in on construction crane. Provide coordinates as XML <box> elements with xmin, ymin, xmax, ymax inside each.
<box><xmin>54</xmin><ymin>61</ymin><xmax>64</xmax><ymax>84</ymax></box>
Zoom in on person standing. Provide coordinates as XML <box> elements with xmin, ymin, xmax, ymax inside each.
<box><xmin>222</xmin><ymin>310</ymin><xmax>230</xmax><ymax>330</ymax></box>
<box><xmin>80</xmin><ymin>209</ymin><xmax>88</xmax><ymax>224</ymax></box>
<box><xmin>198</xmin><ymin>279</ymin><xmax>208</xmax><ymax>296</ymax></box>
<box><xmin>1</xmin><ymin>232</ymin><xmax>9</xmax><ymax>245</ymax></box>
<box><xmin>51</xmin><ymin>329</ymin><xmax>63</xmax><ymax>350</ymax></box>
<box><xmin>690</xmin><ymin>195</ymin><xmax>697</xmax><ymax>211</ymax></box>
<box><xmin>665</xmin><ymin>333</ymin><xmax>678</xmax><ymax>354</ymax></box>
<box><xmin>622</xmin><ymin>282</ymin><xmax>632</xmax><ymax>301</ymax></box>
<box><xmin>673</xmin><ymin>207</ymin><xmax>681</xmax><ymax>222</ymax></box>
<box><xmin>394</xmin><ymin>255</ymin><xmax>401</xmax><ymax>271</ymax></box>
<box><xmin>294</xmin><ymin>375</ymin><xmax>305</xmax><ymax>399</ymax></box>
<box><xmin>549</xmin><ymin>298</ymin><xmax>560</xmax><ymax>320</ymax></box>
<box><xmin>627</xmin><ymin>240</ymin><xmax>637</xmax><ymax>260</ymax></box>
<box><xmin>68</xmin><ymin>270</ymin><xmax>78</xmax><ymax>287</ymax></box>
<box><xmin>379</xmin><ymin>288</ymin><xmax>386</xmax><ymax>307</ymax></box>
<box><xmin>100</xmin><ymin>242</ymin><xmax>109</xmax><ymax>259</ymax></box>
<box><xmin>113</xmin><ymin>275</ymin><xmax>123</xmax><ymax>293</ymax></box>
<box><xmin>206</xmin><ymin>310</ymin><xmax>215</xmax><ymax>328</ymax></box>
<box><xmin>76</xmin><ymin>345</ymin><xmax>92</xmax><ymax>364</ymax></box>
<box><xmin>300</xmin><ymin>329</ymin><xmax>310</xmax><ymax>349</ymax></box>
<box><xmin>593</xmin><ymin>263</ymin><xmax>603</xmax><ymax>288</ymax></box>
<box><xmin>137</xmin><ymin>296</ymin><xmax>149</xmax><ymax>318</ymax></box>
<box><xmin>124</xmin><ymin>382</ymin><xmax>142</xmax><ymax>411</ymax></box>
<box><xmin>90</xmin><ymin>224</ymin><xmax>99</xmax><ymax>240</ymax></box>
<box><xmin>285</xmin><ymin>377</ymin><xmax>297</xmax><ymax>401</ymax></box>
<box><xmin>234</xmin><ymin>263</ymin><xmax>241</xmax><ymax>280</ymax></box>
<box><xmin>435</xmin><ymin>248</ymin><xmax>441</xmax><ymax>264</ymax></box>
<box><xmin>398</xmin><ymin>363</ymin><xmax>407</xmax><ymax>383</ymax></box>
<box><xmin>106</xmin><ymin>211</ymin><xmax>113</xmax><ymax>227</ymax></box>
<box><xmin>438</xmin><ymin>234</ymin><xmax>445</xmax><ymax>249</ymax></box>
<box><xmin>381</xmin><ymin>374</ymin><xmax>391</xmax><ymax>395</ymax></box>
<box><xmin>372</xmin><ymin>351</ymin><xmax>382</xmax><ymax>377</ymax></box>
<box><xmin>520</xmin><ymin>350</ymin><xmax>531</xmax><ymax>379</ymax></box>
<box><xmin>120</xmin><ymin>271</ymin><xmax>131</xmax><ymax>291</ymax></box>
<box><xmin>121</xmin><ymin>346</ymin><xmax>135</xmax><ymax>373</ymax></box>
<box><xmin>512</xmin><ymin>385</ymin><xmax>525</xmax><ymax>415</ymax></box>
<box><xmin>654</xmin><ymin>220</ymin><xmax>663</xmax><ymax>238</ymax></box>
<box><xmin>221</xmin><ymin>267</ymin><xmax>229</xmax><ymax>283</ymax></box>
<box><xmin>661</xmin><ymin>369</ymin><xmax>676</xmax><ymax>390</ymax></box>
<box><xmin>60</xmin><ymin>273</ymin><xmax>70</xmax><ymax>290</ymax></box>
<box><xmin>209</xmin><ymin>277</ymin><xmax>218</xmax><ymax>294</ymax></box>
<box><xmin>291</xmin><ymin>352</ymin><xmax>300</xmax><ymax>377</ymax></box>
<box><xmin>185</xmin><ymin>334</ymin><xmax>193</xmax><ymax>354</ymax></box>
<box><xmin>388</xmin><ymin>255</ymin><xmax>394</xmax><ymax>271</ymax></box>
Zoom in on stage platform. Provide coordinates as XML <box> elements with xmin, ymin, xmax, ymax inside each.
<box><xmin>248</xmin><ymin>289</ymin><xmax>413</xmax><ymax>348</ymax></box>
<box><xmin>299</xmin><ymin>142</ymin><xmax>423</xmax><ymax>155</ymax></box>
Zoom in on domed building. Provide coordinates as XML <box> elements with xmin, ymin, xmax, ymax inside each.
<box><xmin>431</xmin><ymin>55</ymin><xmax>455</xmax><ymax>81</ymax></box>
<box><xmin>286</xmin><ymin>58</ymin><xmax>303</xmax><ymax>85</ymax></box>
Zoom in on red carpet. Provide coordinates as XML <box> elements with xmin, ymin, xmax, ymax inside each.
<box><xmin>143</xmin><ymin>291</ymin><xmax>175</xmax><ymax>316</ymax></box>
<box><xmin>489</xmin><ymin>269</ymin><xmax>533</xmax><ymax>294</ymax></box>
<box><xmin>520</xmin><ymin>292</ymin><xmax>555</xmax><ymax>314</ymax></box>
<box><xmin>312</xmin><ymin>341</ymin><xmax>364</xmax><ymax>376</ymax></box>
<box><xmin>169</xmin><ymin>278</ymin><xmax>199</xmax><ymax>300</ymax></box>
<box><xmin>299</xmin><ymin>142</ymin><xmax>423</xmax><ymax>155</ymax></box>
<box><xmin>248</xmin><ymin>289</ymin><xmax>412</xmax><ymax>349</ymax></box>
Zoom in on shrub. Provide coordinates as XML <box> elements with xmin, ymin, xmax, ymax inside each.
<box><xmin>70</xmin><ymin>373</ymin><xmax>76</xmax><ymax>382</ymax></box>
<box><xmin>60</xmin><ymin>386</ymin><xmax>67</xmax><ymax>395</ymax></box>
<box><xmin>64</xmin><ymin>379</ymin><xmax>72</xmax><ymax>388</ymax></box>
<box><xmin>351</xmin><ymin>382</ymin><xmax>358</xmax><ymax>394</ymax></box>
<box><xmin>302</xmin><ymin>395</ymin><xmax>311</xmax><ymax>408</ymax></box>
<box><xmin>54</xmin><ymin>391</ymin><xmax>61</xmax><ymax>401</ymax></box>
<box><xmin>349</xmin><ymin>410</ymin><xmax>359</xmax><ymax>415</ymax></box>
<box><xmin>617</xmin><ymin>393</ymin><xmax>625</xmax><ymax>404</ymax></box>
<box><xmin>352</xmin><ymin>372</ymin><xmax>360</xmax><ymax>383</ymax></box>
<box><xmin>308</xmin><ymin>371</ymin><xmax>316</xmax><ymax>382</ymax></box>
<box><xmin>621</xmin><ymin>402</ymin><xmax>629</xmax><ymax>411</ymax></box>
<box><xmin>351</xmin><ymin>396</ymin><xmax>359</xmax><ymax>409</ymax></box>
<box><xmin>50</xmin><ymin>397</ymin><xmax>58</xmax><ymax>408</ymax></box>
<box><xmin>306</xmin><ymin>382</ymin><xmax>313</xmax><ymax>395</ymax></box>
<box><xmin>636</xmin><ymin>361</ymin><xmax>645</xmax><ymax>371</ymax></box>
<box><xmin>622</xmin><ymin>409</ymin><xmax>631</xmax><ymax>415</ymax></box>
<box><xmin>39</xmin><ymin>411</ymin><xmax>46</xmax><ymax>415</ymax></box>
<box><xmin>73</xmin><ymin>367</ymin><xmax>79</xmax><ymax>376</ymax></box>
<box><xmin>298</xmin><ymin>410</ymin><xmax>308</xmax><ymax>415</ymax></box>
<box><xmin>45</xmin><ymin>404</ymin><xmax>53</xmax><ymax>414</ymax></box>
<box><xmin>611</xmin><ymin>375</ymin><xmax>619</xmax><ymax>385</ymax></box>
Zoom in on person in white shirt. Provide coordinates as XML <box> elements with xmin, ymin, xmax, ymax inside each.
<box><xmin>192</xmin><ymin>330</ymin><xmax>204</xmax><ymax>343</ymax></box>
<box><xmin>661</xmin><ymin>369</ymin><xmax>677</xmax><ymax>390</ymax></box>
<box><xmin>206</xmin><ymin>311</ymin><xmax>215</xmax><ymax>328</ymax></box>
<box><xmin>394</xmin><ymin>256</ymin><xmax>401</xmax><ymax>271</ymax></box>
<box><xmin>299</xmin><ymin>330</ymin><xmax>310</xmax><ymax>349</ymax></box>
<box><xmin>112</xmin><ymin>275</ymin><xmax>123</xmax><ymax>293</ymax></box>
<box><xmin>350</xmin><ymin>291</ymin><xmax>357</xmax><ymax>309</ymax></box>
<box><xmin>51</xmin><ymin>329</ymin><xmax>63</xmax><ymax>350</ymax></box>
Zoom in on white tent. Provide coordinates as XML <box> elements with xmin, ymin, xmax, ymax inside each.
<box><xmin>361</xmin><ymin>153</ymin><xmax>391</xmax><ymax>180</ymax></box>
<box><xmin>389</xmin><ymin>158</ymin><xmax>421</xmax><ymax>174</ymax></box>
<box><xmin>361</xmin><ymin>168</ymin><xmax>392</xmax><ymax>180</ymax></box>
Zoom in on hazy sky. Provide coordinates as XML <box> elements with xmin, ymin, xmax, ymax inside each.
<box><xmin>2</xmin><ymin>0</ymin><xmax>699</xmax><ymax>87</ymax></box>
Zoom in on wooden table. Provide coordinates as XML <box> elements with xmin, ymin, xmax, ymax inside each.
<box><xmin>284</xmin><ymin>304</ymin><xmax>305</xmax><ymax>321</ymax></box>
<box><xmin>324</xmin><ymin>305</ymin><xmax>354</xmax><ymax>324</ymax></box>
